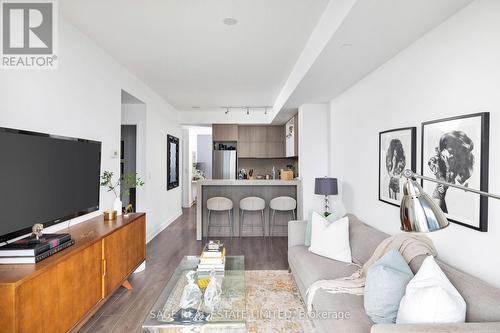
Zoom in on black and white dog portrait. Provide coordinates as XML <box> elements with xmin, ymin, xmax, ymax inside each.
<box><xmin>422</xmin><ymin>113</ymin><xmax>489</xmax><ymax>231</ymax></box>
<box><xmin>379</xmin><ymin>127</ymin><xmax>416</xmax><ymax>207</ymax></box>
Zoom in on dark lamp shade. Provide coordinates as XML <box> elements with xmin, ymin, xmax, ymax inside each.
<box><xmin>315</xmin><ymin>177</ymin><xmax>338</xmax><ymax>196</ymax></box>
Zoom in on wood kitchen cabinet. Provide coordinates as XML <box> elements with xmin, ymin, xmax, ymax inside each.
<box><xmin>250</xmin><ymin>126</ymin><xmax>267</xmax><ymax>142</ymax></box>
<box><xmin>238</xmin><ymin>125</ymin><xmax>285</xmax><ymax>158</ymax></box>
<box><xmin>266</xmin><ymin>126</ymin><xmax>285</xmax><ymax>158</ymax></box>
<box><xmin>250</xmin><ymin>142</ymin><xmax>268</xmax><ymax>158</ymax></box>
<box><xmin>267</xmin><ymin>126</ymin><xmax>284</xmax><ymax>143</ymax></box>
<box><xmin>237</xmin><ymin>141</ymin><xmax>251</xmax><ymax>158</ymax></box>
<box><xmin>212</xmin><ymin>124</ymin><xmax>238</xmax><ymax>142</ymax></box>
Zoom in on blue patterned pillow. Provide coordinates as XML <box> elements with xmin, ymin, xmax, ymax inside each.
<box><xmin>364</xmin><ymin>249</ymin><xmax>414</xmax><ymax>324</ymax></box>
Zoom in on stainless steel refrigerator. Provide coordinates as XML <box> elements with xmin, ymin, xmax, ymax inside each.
<box><xmin>213</xmin><ymin>150</ymin><xmax>237</xmax><ymax>179</ymax></box>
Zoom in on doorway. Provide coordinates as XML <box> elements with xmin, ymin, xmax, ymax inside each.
<box><xmin>121</xmin><ymin>90</ymin><xmax>146</xmax><ymax>212</ymax></box>
<box><xmin>121</xmin><ymin>125</ymin><xmax>137</xmax><ymax>209</ymax></box>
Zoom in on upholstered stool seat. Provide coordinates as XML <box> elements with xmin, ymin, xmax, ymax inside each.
<box><xmin>206</xmin><ymin>197</ymin><xmax>234</xmax><ymax>240</ymax></box>
<box><xmin>269</xmin><ymin>196</ymin><xmax>297</xmax><ymax>236</ymax></box>
<box><xmin>239</xmin><ymin>197</ymin><xmax>266</xmax><ymax>236</ymax></box>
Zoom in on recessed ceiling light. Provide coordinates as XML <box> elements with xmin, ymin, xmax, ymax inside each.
<box><xmin>192</xmin><ymin>106</ymin><xmax>200</xmax><ymax>109</ymax></box>
<box><xmin>222</xmin><ymin>17</ymin><xmax>238</xmax><ymax>26</ymax></box>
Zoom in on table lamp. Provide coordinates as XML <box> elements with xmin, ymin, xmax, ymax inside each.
<box><xmin>315</xmin><ymin>177</ymin><xmax>338</xmax><ymax>216</ymax></box>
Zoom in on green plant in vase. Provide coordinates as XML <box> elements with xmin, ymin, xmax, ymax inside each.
<box><xmin>100</xmin><ymin>171</ymin><xmax>145</xmax><ymax>215</ymax></box>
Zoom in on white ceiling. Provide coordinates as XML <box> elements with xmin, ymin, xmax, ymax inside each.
<box><xmin>279</xmin><ymin>0</ymin><xmax>474</xmax><ymax>117</ymax></box>
<box><xmin>60</xmin><ymin>0</ymin><xmax>329</xmax><ymax>111</ymax></box>
<box><xmin>62</xmin><ymin>0</ymin><xmax>474</xmax><ymax>124</ymax></box>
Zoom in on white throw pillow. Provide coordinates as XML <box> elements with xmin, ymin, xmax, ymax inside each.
<box><xmin>308</xmin><ymin>212</ymin><xmax>351</xmax><ymax>263</ymax></box>
<box><xmin>397</xmin><ymin>256</ymin><xmax>466</xmax><ymax>324</ymax></box>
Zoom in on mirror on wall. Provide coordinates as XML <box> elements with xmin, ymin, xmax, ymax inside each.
<box><xmin>167</xmin><ymin>134</ymin><xmax>179</xmax><ymax>190</ymax></box>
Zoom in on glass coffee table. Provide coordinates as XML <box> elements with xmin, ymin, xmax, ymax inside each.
<box><xmin>142</xmin><ymin>255</ymin><xmax>246</xmax><ymax>332</ymax></box>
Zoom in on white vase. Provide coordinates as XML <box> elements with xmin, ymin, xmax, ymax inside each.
<box><xmin>113</xmin><ymin>197</ymin><xmax>122</xmax><ymax>216</ymax></box>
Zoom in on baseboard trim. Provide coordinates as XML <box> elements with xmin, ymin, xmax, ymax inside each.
<box><xmin>182</xmin><ymin>201</ymin><xmax>195</xmax><ymax>208</ymax></box>
<box><xmin>146</xmin><ymin>210</ymin><xmax>183</xmax><ymax>243</ymax></box>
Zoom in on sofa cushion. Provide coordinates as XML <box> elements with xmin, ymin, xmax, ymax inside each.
<box><xmin>304</xmin><ymin>203</ymin><xmax>347</xmax><ymax>246</ymax></box>
<box><xmin>347</xmin><ymin>214</ymin><xmax>388</xmax><ymax>265</ymax></box>
<box><xmin>397</xmin><ymin>256</ymin><xmax>466</xmax><ymax>324</ymax></box>
<box><xmin>288</xmin><ymin>245</ymin><xmax>358</xmax><ymax>296</ymax></box>
<box><xmin>309</xmin><ymin>213</ymin><xmax>351</xmax><ymax>263</ymax></box>
<box><xmin>364</xmin><ymin>250</ymin><xmax>414</xmax><ymax>324</ymax></box>
<box><xmin>405</xmin><ymin>254</ymin><xmax>500</xmax><ymax>322</ymax></box>
<box><xmin>312</xmin><ymin>289</ymin><xmax>373</xmax><ymax>333</ymax></box>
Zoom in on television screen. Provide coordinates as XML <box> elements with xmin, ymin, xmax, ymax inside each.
<box><xmin>0</xmin><ymin>128</ymin><xmax>101</xmax><ymax>242</ymax></box>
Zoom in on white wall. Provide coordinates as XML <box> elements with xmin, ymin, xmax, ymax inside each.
<box><xmin>298</xmin><ymin>104</ymin><xmax>330</xmax><ymax>218</ymax></box>
<box><xmin>329</xmin><ymin>0</ymin><xmax>500</xmax><ymax>287</ymax></box>
<box><xmin>121</xmin><ymin>103</ymin><xmax>147</xmax><ymax>212</ymax></box>
<box><xmin>181</xmin><ymin>128</ymin><xmax>191</xmax><ymax>207</ymax></box>
<box><xmin>0</xmin><ymin>18</ymin><xmax>182</xmax><ymax>242</ymax></box>
<box><xmin>197</xmin><ymin>135</ymin><xmax>213</xmax><ymax>179</ymax></box>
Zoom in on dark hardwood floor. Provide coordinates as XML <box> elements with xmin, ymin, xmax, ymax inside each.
<box><xmin>80</xmin><ymin>206</ymin><xmax>288</xmax><ymax>333</ymax></box>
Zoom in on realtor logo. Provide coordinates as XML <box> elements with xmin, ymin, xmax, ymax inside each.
<box><xmin>1</xmin><ymin>0</ymin><xmax>58</xmax><ymax>69</ymax></box>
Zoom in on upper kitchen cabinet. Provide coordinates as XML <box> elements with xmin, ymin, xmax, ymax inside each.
<box><xmin>251</xmin><ymin>126</ymin><xmax>268</xmax><ymax>142</ymax></box>
<box><xmin>267</xmin><ymin>126</ymin><xmax>284</xmax><ymax>143</ymax></box>
<box><xmin>285</xmin><ymin>115</ymin><xmax>298</xmax><ymax>157</ymax></box>
<box><xmin>213</xmin><ymin>124</ymin><xmax>238</xmax><ymax>142</ymax></box>
<box><xmin>238</xmin><ymin>125</ymin><xmax>285</xmax><ymax>158</ymax></box>
<box><xmin>238</xmin><ymin>126</ymin><xmax>252</xmax><ymax>142</ymax></box>
<box><xmin>267</xmin><ymin>126</ymin><xmax>285</xmax><ymax>158</ymax></box>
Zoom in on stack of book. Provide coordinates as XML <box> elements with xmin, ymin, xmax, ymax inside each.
<box><xmin>0</xmin><ymin>233</ymin><xmax>75</xmax><ymax>264</ymax></box>
<box><xmin>197</xmin><ymin>241</ymin><xmax>225</xmax><ymax>277</ymax></box>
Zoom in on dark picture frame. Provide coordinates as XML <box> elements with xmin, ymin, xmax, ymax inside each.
<box><xmin>421</xmin><ymin>112</ymin><xmax>489</xmax><ymax>232</ymax></box>
<box><xmin>167</xmin><ymin>134</ymin><xmax>179</xmax><ymax>190</ymax></box>
<box><xmin>379</xmin><ymin>127</ymin><xmax>416</xmax><ymax>207</ymax></box>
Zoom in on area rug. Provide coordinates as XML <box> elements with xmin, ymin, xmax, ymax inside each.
<box><xmin>245</xmin><ymin>270</ymin><xmax>316</xmax><ymax>333</ymax></box>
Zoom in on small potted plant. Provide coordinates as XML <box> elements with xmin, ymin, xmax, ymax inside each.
<box><xmin>100</xmin><ymin>171</ymin><xmax>145</xmax><ymax>216</ymax></box>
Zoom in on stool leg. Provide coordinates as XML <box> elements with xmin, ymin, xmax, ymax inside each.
<box><xmin>231</xmin><ymin>209</ymin><xmax>234</xmax><ymax>238</ymax></box>
<box><xmin>271</xmin><ymin>209</ymin><xmax>276</xmax><ymax>237</ymax></box>
<box><xmin>240</xmin><ymin>210</ymin><xmax>244</xmax><ymax>238</ymax></box>
<box><xmin>261</xmin><ymin>210</ymin><xmax>265</xmax><ymax>236</ymax></box>
<box><xmin>206</xmin><ymin>210</ymin><xmax>211</xmax><ymax>243</ymax></box>
<box><xmin>228</xmin><ymin>210</ymin><xmax>232</xmax><ymax>238</ymax></box>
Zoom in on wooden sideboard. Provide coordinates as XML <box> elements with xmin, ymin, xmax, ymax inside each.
<box><xmin>0</xmin><ymin>213</ymin><xmax>146</xmax><ymax>333</ymax></box>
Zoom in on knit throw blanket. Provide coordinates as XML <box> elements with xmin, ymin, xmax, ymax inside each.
<box><xmin>306</xmin><ymin>233</ymin><xmax>437</xmax><ymax>312</ymax></box>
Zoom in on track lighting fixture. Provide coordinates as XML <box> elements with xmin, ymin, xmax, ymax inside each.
<box><xmin>220</xmin><ymin>106</ymin><xmax>271</xmax><ymax>115</ymax></box>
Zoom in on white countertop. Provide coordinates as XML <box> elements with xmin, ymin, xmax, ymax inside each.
<box><xmin>196</xmin><ymin>179</ymin><xmax>301</xmax><ymax>186</ymax></box>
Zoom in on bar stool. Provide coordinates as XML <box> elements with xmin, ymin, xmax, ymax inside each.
<box><xmin>206</xmin><ymin>197</ymin><xmax>234</xmax><ymax>240</ymax></box>
<box><xmin>239</xmin><ymin>197</ymin><xmax>266</xmax><ymax>237</ymax></box>
<box><xmin>269</xmin><ymin>196</ymin><xmax>297</xmax><ymax>236</ymax></box>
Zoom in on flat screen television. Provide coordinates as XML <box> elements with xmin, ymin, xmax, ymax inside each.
<box><xmin>0</xmin><ymin>127</ymin><xmax>101</xmax><ymax>243</ymax></box>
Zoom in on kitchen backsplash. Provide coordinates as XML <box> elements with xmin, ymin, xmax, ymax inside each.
<box><xmin>238</xmin><ymin>157</ymin><xmax>298</xmax><ymax>179</ymax></box>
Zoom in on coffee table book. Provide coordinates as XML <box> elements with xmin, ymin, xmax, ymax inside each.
<box><xmin>0</xmin><ymin>239</ymin><xmax>75</xmax><ymax>264</ymax></box>
<box><xmin>0</xmin><ymin>233</ymin><xmax>71</xmax><ymax>257</ymax></box>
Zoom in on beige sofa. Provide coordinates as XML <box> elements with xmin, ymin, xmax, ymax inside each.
<box><xmin>288</xmin><ymin>214</ymin><xmax>500</xmax><ymax>333</ymax></box>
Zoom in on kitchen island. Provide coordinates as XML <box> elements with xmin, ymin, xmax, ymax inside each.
<box><xmin>196</xmin><ymin>179</ymin><xmax>302</xmax><ymax>240</ymax></box>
